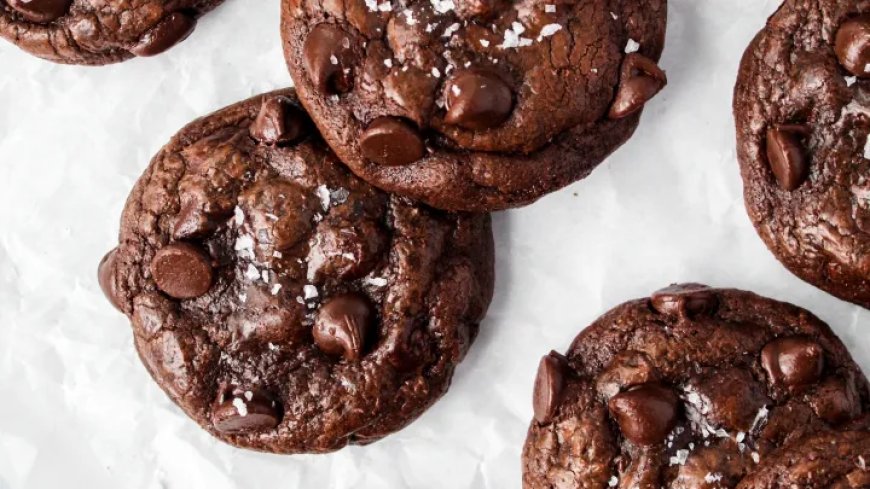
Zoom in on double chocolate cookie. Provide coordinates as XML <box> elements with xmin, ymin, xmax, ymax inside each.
<box><xmin>737</xmin><ymin>430</ymin><xmax>870</xmax><ymax>489</ymax></box>
<box><xmin>734</xmin><ymin>0</ymin><xmax>870</xmax><ymax>309</ymax></box>
<box><xmin>281</xmin><ymin>0</ymin><xmax>667</xmax><ymax>211</ymax></box>
<box><xmin>1</xmin><ymin>0</ymin><xmax>222</xmax><ymax>65</ymax></box>
<box><xmin>98</xmin><ymin>89</ymin><xmax>495</xmax><ymax>453</ymax></box>
<box><xmin>522</xmin><ymin>284</ymin><xmax>869</xmax><ymax>488</ymax></box>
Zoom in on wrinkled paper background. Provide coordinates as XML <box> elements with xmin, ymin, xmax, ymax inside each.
<box><xmin>1</xmin><ymin>1</ymin><xmax>869</xmax><ymax>487</ymax></box>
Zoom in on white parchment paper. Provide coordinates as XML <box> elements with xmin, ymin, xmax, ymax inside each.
<box><xmin>1</xmin><ymin>1</ymin><xmax>869</xmax><ymax>487</ymax></box>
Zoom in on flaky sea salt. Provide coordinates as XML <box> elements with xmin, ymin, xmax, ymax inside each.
<box><xmin>669</xmin><ymin>449</ymin><xmax>690</xmax><ymax>466</ymax></box>
<box><xmin>366</xmin><ymin>277</ymin><xmax>388</xmax><ymax>287</ymax></box>
<box><xmin>303</xmin><ymin>284</ymin><xmax>319</xmax><ymax>300</ymax></box>
<box><xmin>316</xmin><ymin>184</ymin><xmax>331</xmax><ymax>210</ymax></box>
<box><xmin>244</xmin><ymin>264</ymin><xmax>261</xmax><ymax>281</ymax></box>
<box><xmin>538</xmin><ymin>24</ymin><xmax>563</xmax><ymax>41</ymax></box>
<box><xmin>704</xmin><ymin>473</ymin><xmax>723</xmax><ymax>483</ymax></box>
<box><xmin>430</xmin><ymin>0</ymin><xmax>455</xmax><ymax>13</ymax></box>
<box><xmin>232</xmin><ymin>397</ymin><xmax>248</xmax><ymax>417</ymax></box>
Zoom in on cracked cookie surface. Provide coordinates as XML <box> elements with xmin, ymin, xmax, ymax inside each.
<box><xmin>734</xmin><ymin>0</ymin><xmax>870</xmax><ymax>309</ymax></box>
<box><xmin>98</xmin><ymin>89</ymin><xmax>495</xmax><ymax>453</ymax></box>
<box><xmin>522</xmin><ymin>284</ymin><xmax>869</xmax><ymax>489</ymax></box>
<box><xmin>281</xmin><ymin>0</ymin><xmax>667</xmax><ymax>211</ymax></box>
<box><xmin>1</xmin><ymin>0</ymin><xmax>223</xmax><ymax>65</ymax></box>
<box><xmin>737</xmin><ymin>429</ymin><xmax>870</xmax><ymax>489</ymax></box>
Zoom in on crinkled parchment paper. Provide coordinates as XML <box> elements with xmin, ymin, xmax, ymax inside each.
<box><xmin>1</xmin><ymin>0</ymin><xmax>868</xmax><ymax>487</ymax></box>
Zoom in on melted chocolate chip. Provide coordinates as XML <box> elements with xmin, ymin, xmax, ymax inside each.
<box><xmin>809</xmin><ymin>376</ymin><xmax>860</xmax><ymax>424</ymax></box>
<box><xmin>7</xmin><ymin>0</ymin><xmax>71</xmax><ymax>23</ymax></box>
<box><xmin>98</xmin><ymin>247</ymin><xmax>124</xmax><ymax>311</ymax></box>
<box><xmin>595</xmin><ymin>351</ymin><xmax>660</xmax><ymax>399</ymax></box>
<box><xmin>212</xmin><ymin>387</ymin><xmax>281</xmax><ymax>434</ymax></box>
<box><xmin>444</xmin><ymin>70</ymin><xmax>514</xmax><ymax>130</ymax></box>
<box><xmin>609</xmin><ymin>53</ymin><xmax>667</xmax><ymax>119</ymax></box>
<box><xmin>608</xmin><ymin>383</ymin><xmax>679</xmax><ymax>445</ymax></box>
<box><xmin>761</xmin><ymin>336</ymin><xmax>825</xmax><ymax>387</ymax></box>
<box><xmin>303</xmin><ymin>24</ymin><xmax>356</xmax><ymax>95</ymax></box>
<box><xmin>150</xmin><ymin>242</ymin><xmax>214</xmax><ymax>299</ymax></box>
<box><xmin>313</xmin><ymin>294</ymin><xmax>373</xmax><ymax>361</ymax></box>
<box><xmin>836</xmin><ymin>16</ymin><xmax>870</xmax><ymax>77</ymax></box>
<box><xmin>690</xmin><ymin>368</ymin><xmax>771</xmax><ymax>432</ymax></box>
<box><xmin>650</xmin><ymin>283</ymin><xmax>718</xmax><ymax>318</ymax></box>
<box><xmin>307</xmin><ymin>221</ymin><xmax>387</xmax><ymax>282</ymax></box>
<box><xmin>533</xmin><ymin>351</ymin><xmax>568</xmax><ymax>424</ymax></box>
<box><xmin>360</xmin><ymin>117</ymin><xmax>425</xmax><ymax>166</ymax></box>
<box><xmin>250</xmin><ymin>96</ymin><xmax>309</xmax><ymax>146</ymax></box>
<box><xmin>130</xmin><ymin>12</ymin><xmax>197</xmax><ymax>57</ymax></box>
<box><xmin>766</xmin><ymin>125</ymin><xmax>810</xmax><ymax>191</ymax></box>
<box><xmin>172</xmin><ymin>200</ymin><xmax>220</xmax><ymax>240</ymax></box>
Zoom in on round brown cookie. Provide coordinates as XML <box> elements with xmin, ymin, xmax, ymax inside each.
<box><xmin>0</xmin><ymin>0</ymin><xmax>223</xmax><ymax>65</ymax></box>
<box><xmin>734</xmin><ymin>0</ymin><xmax>870</xmax><ymax>309</ymax></box>
<box><xmin>281</xmin><ymin>0</ymin><xmax>667</xmax><ymax>211</ymax></box>
<box><xmin>522</xmin><ymin>284</ymin><xmax>870</xmax><ymax>489</ymax></box>
<box><xmin>98</xmin><ymin>89</ymin><xmax>495</xmax><ymax>453</ymax></box>
<box><xmin>737</xmin><ymin>430</ymin><xmax>870</xmax><ymax>489</ymax></box>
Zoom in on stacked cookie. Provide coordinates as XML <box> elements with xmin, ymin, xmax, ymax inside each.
<box><xmin>89</xmin><ymin>0</ymin><xmax>670</xmax><ymax>455</ymax></box>
<box><xmin>7</xmin><ymin>0</ymin><xmax>868</xmax><ymax>484</ymax></box>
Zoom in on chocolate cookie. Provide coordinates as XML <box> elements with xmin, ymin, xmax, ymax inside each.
<box><xmin>98</xmin><ymin>89</ymin><xmax>494</xmax><ymax>453</ymax></box>
<box><xmin>734</xmin><ymin>0</ymin><xmax>870</xmax><ymax>309</ymax></box>
<box><xmin>522</xmin><ymin>284</ymin><xmax>869</xmax><ymax>488</ymax></box>
<box><xmin>737</xmin><ymin>429</ymin><xmax>870</xmax><ymax>489</ymax></box>
<box><xmin>281</xmin><ymin>0</ymin><xmax>667</xmax><ymax>211</ymax></box>
<box><xmin>1</xmin><ymin>0</ymin><xmax>223</xmax><ymax>65</ymax></box>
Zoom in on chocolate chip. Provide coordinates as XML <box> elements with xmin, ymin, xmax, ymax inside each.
<box><xmin>313</xmin><ymin>293</ymin><xmax>373</xmax><ymax>361</ymax></box>
<box><xmin>595</xmin><ymin>351</ymin><xmax>660</xmax><ymax>399</ymax></box>
<box><xmin>250</xmin><ymin>97</ymin><xmax>309</xmax><ymax>146</ymax></box>
<box><xmin>836</xmin><ymin>16</ymin><xmax>870</xmax><ymax>77</ymax></box>
<box><xmin>761</xmin><ymin>336</ymin><xmax>825</xmax><ymax>387</ymax></box>
<box><xmin>690</xmin><ymin>368</ymin><xmax>771</xmax><ymax>432</ymax></box>
<box><xmin>130</xmin><ymin>12</ymin><xmax>197</xmax><ymax>57</ymax></box>
<box><xmin>809</xmin><ymin>377</ymin><xmax>860</xmax><ymax>424</ymax></box>
<box><xmin>7</xmin><ymin>0</ymin><xmax>71</xmax><ymax>23</ymax></box>
<box><xmin>650</xmin><ymin>283</ymin><xmax>718</xmax><ymax>318</ymax></box>
<box><xmin>360</xmin><ymin>117</ymin><xmax>425</xmax><ymax>166</ymax></box>
<box><xmin>608</xmin><ymin>383</ymin><xmax>679</xmax><ymax>445</ymax></box>
<box><xmin>303</xmin><ymin>23</ymin><xmax>356</xmax><ymax>94</ymax></box>
<box><xmin>307</xmin><ymin>221</ymin><xmax>387</xmax><ymax>282</ymax></box>
<box><xmin>609</xmin><ymin>53</ymin><xmax>667</xmax><ymax>119</ymax></box>
<box><xmin>98</xmin><ymin>247</ymin><xmax>125</xmax><ymax>311</ymax></box>
<box><xmin>172</xmin><ymin>200</ymin><xmax>219</xmax><ymax>240</ymax></box>
<box><xmin>150</xmin><ymin>242</ymin><xmax>214</xmax><ymax>299</ymax></box>
<box><xmin>766</xmin><ymin>125</ymin><xmax>810</xmax><ymax>191</ymax></box>
<box><xmin>444</xmin><ymin>70</ymin><xmax>514</xmax><ymax>130</ymax></box>
<box><xmin>533</xmin><ymin>351</ymin><xmax>568</xmax><ymax>424</ymax></box>
<box><xmin>212</xmin><ymin>387</ymin><xmax>281</xmax><ymax>434</ymax></box>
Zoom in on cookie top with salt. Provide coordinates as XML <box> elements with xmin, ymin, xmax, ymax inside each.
<box><xmin>522</xmin><ymin>284</ymin><xmax>869</xmax><ymax>489</ymax></box>
<box><xmin>734</xmin><ymin>0</ymin><xmax>870</xmax><ymax>309</ymax></box>
<box><xmin>281</xmin><ymin>0</ymin><xmax>667</xmax><ymax>211</ymax></box>
<box><xmin>98</xmin><ymin>89</ymin><xmax>495</xmax><ymax>454</ymax></box>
